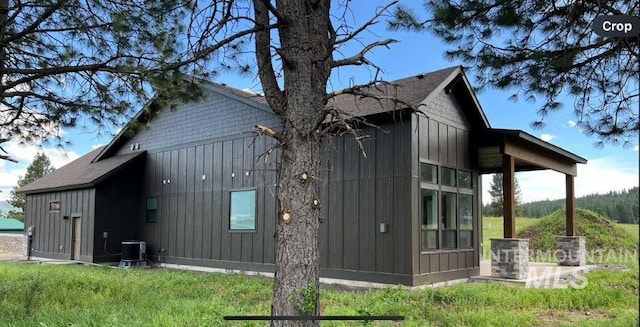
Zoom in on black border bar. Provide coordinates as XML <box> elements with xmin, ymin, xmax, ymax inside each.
<box><xmin>224</xmin><ymin>316</ymin><xmax>405</xmax><ymax>321</ymax></box>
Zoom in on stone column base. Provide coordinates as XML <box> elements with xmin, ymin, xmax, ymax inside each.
<box><xmin>557</xmin><ymin>236</ymin><xmax>586</xmax><ymax>266</ymax></box>
<box><xmin>491</xmin><ymin>238</ymin><xmax>529</xmax><ymax>279</ymax></box>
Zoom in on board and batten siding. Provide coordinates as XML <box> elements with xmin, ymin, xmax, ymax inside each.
<box><xmin>135</xmin><ymin>119</ymin><xmax>413</xmax><ymax>282</ymax></box>
<box><xmin>412</xmin><ymin>87</ymin><xmax>481</xmax><ymax>282</ymax></box>
<box><xmin>25</xmin><ymin>189</ymin><xmax>96</xmax><ymax>261</ymax></box>
<box><xmin>320</xmin><ymin>121</ymin><xmax>413</xmax><ymax>281</ymax></box>
<box><xmin>137</xmin><ymin>134</ymin><xmax>279</xmax><ymax>270</ymax></box>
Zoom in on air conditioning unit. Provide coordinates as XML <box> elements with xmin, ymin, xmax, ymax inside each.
<box><xmin>119</xmin><ymin>241</ymin><xmax>147</xmax><ymax>268</ymax></box>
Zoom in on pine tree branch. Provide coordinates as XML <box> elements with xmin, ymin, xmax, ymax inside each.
<box><xmin>253</xmin><ymin>0</ymin><xmax>285</xmax><ymax>116</ymax></box>
<box><xmin>331</xmin><ymin>39</ymin><xmax>397</xmax><ymax>68</ymax></box>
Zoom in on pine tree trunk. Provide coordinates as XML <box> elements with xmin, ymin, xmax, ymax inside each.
<box><xmin>266</xmin><ymin>1</ymin><xmax>332</xmax><ymax>325</ymax></box>
<box><xmin>271</xmin><ymin>134</ymin><xmax>322</xmax><ymax>326</ymax></box>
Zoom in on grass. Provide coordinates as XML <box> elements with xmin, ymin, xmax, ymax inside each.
<box><xmin>618</xmin><ymin>223</ymin><xmax>639</xmax><ymax>243</ymax></box>
<box><xmin>0</xmin><ymin>261</ymin><xmax>638</xmax><ymax>327</ymax></box>
<box><xmin>482</xmin><ymin>216</ymin><xmax>537</xmax><ymax>258</ymax></box>
<box><xmin>0</xmin><ymin>212</ymin><xmax>637</xmax><ymax>326</ymax></box>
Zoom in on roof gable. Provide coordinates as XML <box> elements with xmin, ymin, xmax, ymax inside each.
<box><xmin>96</xmin><ymin>66</ymin><xmax>491</xmax><ymax>161</ymax></box>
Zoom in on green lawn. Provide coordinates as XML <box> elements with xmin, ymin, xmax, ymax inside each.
<box><xmin>482</xmin><ymin>217</ymin><xmax>538</xmax><ymax>258</ymax></box>
<box><xmin>0</xmin><ymin>262</ymin><xmax>638</xmax><ymax>327</ymax></box>
<box><xmin>0</xmin><ymin>217</ymin><xmax>637</xmax><ymax>326</ymax></box>
<box><xmin>618</xmin><ymin>223</ymin><xmax>639</xmax><ymax>243</ymax></box>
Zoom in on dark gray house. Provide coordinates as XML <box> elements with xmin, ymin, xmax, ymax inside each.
<box><xmin>19</xmin><ymin>66</ymin><xmax>585</xmax><ymax>285</ymax></box>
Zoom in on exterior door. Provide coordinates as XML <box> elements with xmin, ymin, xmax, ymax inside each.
<box><xmin>71</xmin><ymin>215</ymin><xmax>82</xmax><ymax>260</ymax></box>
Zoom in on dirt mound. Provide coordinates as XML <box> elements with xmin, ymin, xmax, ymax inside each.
<box><xmin>517</xmin><ymin>208</ymin><xmax>638</xmax><ymax>253</ymax></box>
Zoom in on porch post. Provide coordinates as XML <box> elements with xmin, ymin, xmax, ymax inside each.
<box><xmin>557</xmin><ymin>173</ymin><xmax>585</xmax><ymax>266</ymax></box>
<box><xmin>502</xmin><ymin>154</ymin><xmax>516</xmax><ymax>238</ymax></box>
<box><xmin>565</xmin><ymin>174</ymin><xmax>575</xmax><ymax>236</ymax></box>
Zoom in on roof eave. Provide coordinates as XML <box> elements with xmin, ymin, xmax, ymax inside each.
<box><xmin>18</xmin><ymin>151</ymin><xmax>147</xmax><ymax>194</ymax></box>
<box><xmin>516</xmin><ymin>131</ymin><xmax>587</xmax><ymax>164</ymax></box>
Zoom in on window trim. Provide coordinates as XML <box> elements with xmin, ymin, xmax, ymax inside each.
<box><xmin>229</xmin><ymin>189</ymin><xmax>257</xmax><ymax>232</ymax></box>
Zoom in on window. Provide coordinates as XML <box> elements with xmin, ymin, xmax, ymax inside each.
<box><xmin>421</xmin><ymin>189</ymin><xmax>438</xmax><ymax>251</ymax></box>
<box><xmin>459</xmin><ymin>171</ymin><xmax>472</xmax><ymax>189</ymax></box>
<box><xmin>146</xmin><ymin>197</ymin><xmax>158</xmax><ymax>224</ymax></box>
<box><xmin>49</xmin><ymin>201</ymin><xmax>60</xmax><ymax>212</ymax></box>
<box><xmin>419</xmin><ymin>162</ymin><xmax>474</xmax><ymax>252</ymax></box>
<box><xmin>441</xmin><ymin>192</ymin><xmax>457</xmax><ymax>249</ymax></box>
<box><xmin>442</xmin><ymin>167</ymin><xmax>456</xmax><ymax>187</ymax></box>
<box><xmin>420</xmin><ymin>163</ymin><xmax>438</xmax><ymax>183</ymax></box>
<box><xmin>230</xmin><ymin>190</ymin><xmax>256</xmax><ymax>230</ymax></box>
<box><xmin>459</xmin><ymin>194</ymin><xmax>473</xmax><ymax>248</ymax></box>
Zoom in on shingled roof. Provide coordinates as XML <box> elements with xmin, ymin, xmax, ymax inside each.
<box><xmin>95</xmin><ymin>66</ymin><xmax>486</xmax><ymax>163</ymax></box>
<box><xmin>206</xmin><ymin>66</ymin><xmax>461</xmax><ymax>118</ymax></box>
<box><xmin>328</xmin><ymin>66</ymin><xmax>459</xmax><ymax>117</ymax></box>
<box><xmin>18</xmin><ymin>147</ymin><xmax>145</xmax><ymax>194</ymax></box>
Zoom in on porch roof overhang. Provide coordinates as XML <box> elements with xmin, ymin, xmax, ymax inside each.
<box><xmin>476</xmin><ymin>129</ymin><xmax>587</xmax><ymax>176</ymax></box>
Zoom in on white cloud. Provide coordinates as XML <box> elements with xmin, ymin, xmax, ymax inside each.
<box><xmin>633</xmin><ymin>145</ymin><xmax>639</xmax><ymax>152</ymax></box>
<box><xmin>0</xmin><ymin>141</ymin><xmax>80</xmax><ymax>201</ymax></box>
<box><xmin>567</xmin><ymin>120</ymin><xmax>576</xmax><ymax>128</ymax></box>
<box><xmin>540</xmin><ymin>134</ymin><xmax>555</xmax><ymax>142</ymax></box>
<box><xmin>91</xmin><ymin>144</ymin><xmax>105</xmax><ymax>150</ymax></box>
<box><xmin>482</xmin><ymin>156</ymin><xmax>639</xmax><ymax>205</ymax></box>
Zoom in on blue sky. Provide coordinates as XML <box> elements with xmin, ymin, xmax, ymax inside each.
<box><xmin>1</xmin><ymin>1</ymin><xmax>638</xmax><ymax>204</ymax></box>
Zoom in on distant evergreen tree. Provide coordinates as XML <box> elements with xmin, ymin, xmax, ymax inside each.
<box><xmin>486</xmin><ymin>173</ymin><xmax>522</xmax><ymax>216</ymax></box>
<box><xmin>7</xmin><ymin>153</ymin><xmax>55</xmax><ymax>222</ymax></box>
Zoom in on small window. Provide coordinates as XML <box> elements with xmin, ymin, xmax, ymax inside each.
<box><xmin>146</xmin><ymin>197</ymin><xmax>158</xmax><ymax>224</ymax></box>
<box><xmin>230</xmin><ymin>190</ymin><xmax>256</xmax><ymax>230</ymax></box>
<box><xmin>49</xmin><ymin>201</ymin><xmax>60</xmax><ymax>212</ymax></box>
<box><xmin>459</xmin><ymin>171</ymin><xmax>472</xmax><ymax>189</ymax></box>
<box><xmin>442</xmin><ymin>167</ymin><xmax>456</xmax><ymax>187</ymax></box>
<box><xmin>421</xmin><ymin>189</ymin><xmax>438</xmax><ymax>251</ymax></box>
<box><xmin>420</xmin><ymin>163</ymin><xmax>438</xmax><ymax>184</ymax></box>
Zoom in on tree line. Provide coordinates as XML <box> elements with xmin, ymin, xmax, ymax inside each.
<box><xmin>517</xmin><ymin>187</ymin><xmax>639</xmax><ymax>224</ymax></box>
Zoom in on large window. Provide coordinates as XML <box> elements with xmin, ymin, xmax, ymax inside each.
<box><xmin>420</xmin><ymin>163</ymin><xmax>474</xmax><ymax>252</ymax></box>
<box><xmin>442</xmin><ymin>192</ymin><xmax>457</xmax><ymax>249</ymax></box>
<box><xmin>146</xmin><ymin>197</ymin><xmax>158</xmax><ymax>224</ymax></box>
<box><xmin>421</xmin><ymin>189</ymin><xmax>438</xmax><ymax>251</ymax></box>
<box><xmin>459</xmin><ymin>194</ymin><xmax>473</xmax><ymax>248</ymax></box>
<box><xmin>230</xmin><ymin>190</ymin><xmax>256</xmax><ymax>230</ymax></box>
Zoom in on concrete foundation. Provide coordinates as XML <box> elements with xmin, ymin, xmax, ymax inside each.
<box><xmin>491</xmin><ymin>238</ymin><xmax>529</xmax><ymax>280</ymax></box>
<box><xmin>556</xmin><ymin>236</ymin><xmax>586</xmax><ymax>266</ymax></box>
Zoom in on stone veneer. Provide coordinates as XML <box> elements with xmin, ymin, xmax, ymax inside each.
<box><xmin>556</xmin><ymin>236</ymin><xmax>586</xmax><ymax>266</ymax></box>
<box><xmin>491</xmin><ymin>238</ymin><xmax>529</xmax><ymax>280</ymax></box>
